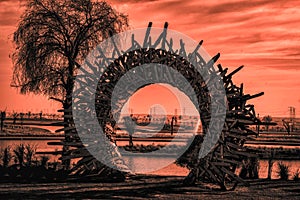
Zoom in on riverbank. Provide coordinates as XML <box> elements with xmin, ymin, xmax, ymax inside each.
<box><xmin>0</xmin><ymin>136</ymin><xmax>63</xmax><ymax>140</ymax></box>
<box><xmin>0</xmin><ymin>175</ymin><xmax>299</xmax><ymax>199</ymax></box>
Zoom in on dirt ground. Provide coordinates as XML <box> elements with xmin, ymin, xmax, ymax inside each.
<box><xmin>0</xmin><ymin>175</ymin><xmax>299</xmax><ymax>199</ymax></box>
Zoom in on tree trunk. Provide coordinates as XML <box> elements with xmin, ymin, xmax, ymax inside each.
<box><xmin>267</xmin><ymin>149</ymin><xmax>275</xmax><ymax>180</ymax></box>
<box><xmin>129</xmin><ymin>135</ymin><xmax>133</xmax><ymax>147</ymax></box>
<box><xmin>62</xmin><ymin>84</ymin><xmax>73</xmax><ymax>170</ymax></box>
<box><xmin>171</xmin><ymin>117</ymin><xmax>174</xmax><ymax>136</ymax></box>
<box><xmin>62</xmin><ymin>61</ymin><xmax>75</xmax><ymax>170</ymax></box>
<box><xmin>62</xmin><ymin>101</ymin><xmax>71</xmax><ymax>170</ymax></box>
<box><xmin>267</xmin><ymin>159</ymin><xmax>273</xmax><ymax>180</ymax></box>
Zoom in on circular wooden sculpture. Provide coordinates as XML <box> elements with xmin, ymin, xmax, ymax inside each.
<box><xmin>60</xmin><ymin>22</ymin><xmax>262</xmax><ymax>190</ymax></box>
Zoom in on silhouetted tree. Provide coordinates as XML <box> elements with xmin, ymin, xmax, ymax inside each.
<box><xmin>12</xmin><ymin>0</ymin><xmax>128</xmax><ymax>169</ymax></box>
<box><xmin>27</xmin><ymin>111</ymin><xmax>31</xmax><ymax>119</ymax></box>
<box><xmin>12</xmin><ymin>112</ymin><xmax>18</xmax><ymax>124</ymax></box>
<box><xmin>123</xmin><ymin>116</ymin><xmax>136</xmax><ymax>147</ymax></box>
<box><xmin>39</xmin><ymin>111</ymin><xmax>43</xmax><ymax>120</ymax></box>
<box><xmin>171</xmin><ymin>116</ymin><xmax>175</xmax><ymax>135</ymax></box>
<box><xmin>262</xmin><ymin>115</ymin><xmax>272</xmax><ymax>131</ymax></box>
<box><xmin>0</xmin><ymin>111</ymin><xmax>5</xmax><ymax>131</ymax></box>
<box><xmin>282</xmin><ymin>119</ymin><xmax>291</xmax><ymax>134</ymax></box>
<box><xmin>20</xmin><ymin>112</ymin><xmax>24</xmax><ymax>126</ymax></box>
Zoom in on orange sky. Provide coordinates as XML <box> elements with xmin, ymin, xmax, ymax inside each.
<box><xmin>126</xmin><ymin>84</ymin><xmax>199</xmax><ymax>116</ymax></box>
<box><xmin>0</xmin><ymin>0</ymin><xmax>300</xmax><ymax>117</ymax></box>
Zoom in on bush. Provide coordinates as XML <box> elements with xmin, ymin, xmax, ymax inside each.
<box><xmin>277</xmin><ymin>162</ymin><xmax>290</xmax><ymax>180</ymax></box>
<box><xmin>40</xmin><ymin>156</ymin><xmax>49</xmax><ymax>168</ymax></box>
<box><xmin>0</xmin><ymin>146</ymin><xmax>12</xmax><ymax>168</ymax></box>
<box><xmin>293</xmin><ymin>169</ymin><xmax>299</xmax><ymax>181</ymax></box>
<box><xmin>239</xmin><ymin>157</ymin><xmax>259</xmax><ymax>179</ymax></box>
<box><xmin>12</xmin><ymin>144</ymin><xmax>37</xmax><ymax>168</ymax></box>
<box><xmin>0</xmin><ymin>144</ymin><xmax>63</xmax><ymax>182</ymax></box>
<box><xmin>25</xmin><ymin>144</ymin><xmax>36</xmax><ymax>167</ymax></box>
<box><xmin>13</xmin><ymin>144</ymin><xmax>25</xmax><ymax>167</ymax></box>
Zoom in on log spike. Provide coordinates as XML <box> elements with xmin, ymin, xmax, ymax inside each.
<box><xmin>212</xmin><ymin>53</ymin><xmax>220</xmax><ymax>63</ymax></box>
<box><xmin>164</xmin><ymin>22</ymin><xmax>169</xmax><ymax>29</ymax></box>
<box><xmin>192</xmin><ymin>40</ymin><xmax>204</xmax><ymax>55</ymax></box>
<box><xmin>227</xmin><ymin>65</ymin><xmax>244</xmax><ymax>78</ymax></box>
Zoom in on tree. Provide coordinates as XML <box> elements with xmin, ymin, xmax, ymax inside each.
<box><xmin>12</xmin><ymin>0</ymin><xmax>128</xmax><ymax>169</ymax></box>
<box><xmin>39</xmin><ymin>111</ymin><xmax>43</xmax><ymax>120</ymax></box>
<box><xmin>123</xmin><ymin>116</ymin><xmax>137</xmax><ymax>147</ymax></box>
<box><xmin>262</xmin><ymin>115</ymin><xmax>272</xmax><ymax>131</ymax></box>
<box><xmin>12</xmin><ymin>112</ymin><xmax>18</xmax><ymax>124</ymax></box>
<box><xmin>0</xmin><ymin>111</ymin><xmax>6</xmax><ymax>131</ymax></box>
<box><xmin>27</xmin><ymin>111</ymin><xmax>31</xmax><ymax>119</ymax></box>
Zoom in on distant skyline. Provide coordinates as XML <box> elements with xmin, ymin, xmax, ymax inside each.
<box><xmin>0</xmin><ymin>0</ymin><xmax>300</xmax><ymax>117</ymax></box>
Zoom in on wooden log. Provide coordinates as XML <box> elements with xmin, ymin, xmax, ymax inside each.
<box><xmin>220</xmin><ymin>167</ymin><xmax>249</xmax><ymax>186</ymax></box>
<box><xmin>225</xmin><ymin>132</ymin><xmax>248</xmax><ymax>140</ymax></box>
<box><xmin>210</xmin><ymin>162</ymin><xmax>232</xmax><ymax>167</ymax></box>
<box><xmin>228</xmin><ymin>148</ymin><xmax>258</xmax><ymax>158</ymax></box>
<box><xmin>203</xmin><ymin>165</ymin><xmax>219</xmax><ymax>183</ymax></box>
<box><xmin>216</xmin><ymin>157</ymin><xmax>241</xmax><ymax>165</ymax></box>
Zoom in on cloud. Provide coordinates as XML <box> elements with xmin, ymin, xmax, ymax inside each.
<box><xmin>110</xmin><ymin>0</ymin><xmax>159</xmax><ymax>3</ymax></box>
<box><xmin>207</xmin><ymin>0</ymin><xmax>268</xmax><ymax>13</ymax></box>
<box><xmin>0</xmin><ymin>0</ymin><xmax>299</xmax><ymax>115</ymax></box>
<box><xmin>2</xmin><ymin>0</ymin><xmax>299</xmax><ymax>71</ymax></box>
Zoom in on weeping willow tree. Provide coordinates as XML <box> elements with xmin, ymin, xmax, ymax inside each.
<box><xmin>12</xmin><ymin>0</ymin><xmax>128</xmax><ymax>169</ymax></box>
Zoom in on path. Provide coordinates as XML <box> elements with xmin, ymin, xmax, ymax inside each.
<box><xmin>0</xmin><ymin>176</ymin><xmax>299</xmax><ymax>199</ymax></box>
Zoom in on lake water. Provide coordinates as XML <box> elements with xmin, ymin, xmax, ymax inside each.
<box><xmin>1</xmin><ymin>139</ymin><xmax>299</xmax><ymax>179</ymax></box>
<box><xmin>25</xmin><ymin>125</ymin><xmax>60</xmax><ymax>133</ymax></box>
